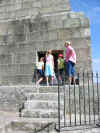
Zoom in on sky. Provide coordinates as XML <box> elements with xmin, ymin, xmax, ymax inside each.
<box><xmin>70</xmin><ymin>0</ymin><xmax>100</xmax><ymax>72</ymax></box>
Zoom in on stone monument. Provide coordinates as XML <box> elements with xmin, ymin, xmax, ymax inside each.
<box><xmin>0</xmin><ymin>1</ymin><xmax>98</xmax><ymax>133</ymax></box>
<box><xmin>0</xmin><ymin>0</ymin><xmax>92</xmax><ymax>85</ymax></box>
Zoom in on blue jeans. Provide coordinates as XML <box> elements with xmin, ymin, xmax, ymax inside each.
<box><xmin>66</xmin><ymin>61</ymin><xmax>75</xmax><ymax>77</ymax></box>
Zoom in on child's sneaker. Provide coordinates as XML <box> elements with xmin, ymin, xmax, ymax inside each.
<box><xmin>36</xmin><ymin>82</ymin><xmax>40</xmax><ymax>87</ymax></box>
<box><xmin>47</xmin><ymin>83</ymin><xmax>49</xmax><ymax>86</ymax></box>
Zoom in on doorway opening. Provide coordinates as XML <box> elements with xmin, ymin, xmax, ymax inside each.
<box><xmin>37</xmin><ymin>50</ymin><xmax>64</xmax><ymax>73</ymax></box>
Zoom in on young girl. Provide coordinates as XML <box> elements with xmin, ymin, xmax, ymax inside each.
<box><xmin>57</xmin><ymin>54</ymin><xmax>64</xmax><ymax>84</ymax></box>
<box><xmin>45</xmin><ymin>50</ymin><xmax>54</xmax><ymax>86</ymax></box>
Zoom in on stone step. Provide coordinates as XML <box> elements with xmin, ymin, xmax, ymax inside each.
<box><xmin>26</xmin><ymin>92</ymin><xmax>64</xmax><ymax>101</ymax></box>
<box><xmin>21</xmin><ymin>108</ymin><xmax>63</xmax><ymax>118</ymax></box>
<box><xmin>8</xmin><ymin>118</ymin><xmax>57</xmax><ymax>132</ymax></box>
<box><xmin>36</xmin><ymin>85</ymin><xmax>64</xmax><ymax>93</ymax></box>
<box><xmin>24</xmin><ymin>100</ymin><xmax>63</xmax><ymax>110</ymax></box>
<box><xmin>23</xmin><ymin>85</ymin><xmax>64</xmax><ymax>93</ymax></box>
<box><xmin>34</xmin><ymin>85</ymin><xmax>92</xmax><ymax>94</ymax></box>
<box><xmin>0</xmin><ymin>85</ymin><xmax>64</xmax><ymax>93</ymax></box>
<box><xmin>0</xmin><ymin>84</ymin><xmax>87</xmax><ymax>94</ymax></box>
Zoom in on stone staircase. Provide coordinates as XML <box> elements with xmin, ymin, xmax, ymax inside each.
<box><xmin>2</xmin><ymin>85</ymin><xmax>64</xmax><ymax>133</ymax></box>
<box><xmin>4</xmin><ymin>118</ymin><xmax>56</xmax><ymax>133</ymax></box>
<box><xmin>21</xmin><ymin>87</ymin><xmax>64</xmax><ymax>119</ymax></box>
<box><xmin>0</xmin><ymin>84</ymin><xmax>100</xmax><ymax>133</ymax></box>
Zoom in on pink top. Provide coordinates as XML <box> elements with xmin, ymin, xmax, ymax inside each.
<box><xmin>65</xmin><ymin>45</ymin><xmax>76</xmax><ymax>64</ymax></box>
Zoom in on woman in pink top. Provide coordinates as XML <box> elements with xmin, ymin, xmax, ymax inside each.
<box><xmin>65</xmin><ymin>41</ymin><xmax>76</xmax><ymax>84</ymax></box>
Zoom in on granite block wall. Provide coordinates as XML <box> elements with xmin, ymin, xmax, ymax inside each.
<box><xmin>0</xmin><ymin>0</ymin><xmax>92</xmax><ymax>84</ymax></box>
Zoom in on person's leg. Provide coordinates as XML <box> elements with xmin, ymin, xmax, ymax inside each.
<box><xmin>65</xmin><ymin>62</ymin><xmax>69</xmax><ymax>83</ymax></box>
<box><xmin>60</xmin><ymin>69</ymin><xmax>64</xmax><ymax>84</ymax></box>
<box><xmin>59</xmin><ymin>69</ymin><xmax>63</xmax><ymax>84</ymax></box>
<box><xmin>68</xmin><ymin>76</ymin><xmax>72</xmax><ymax>84</ymax></box>
<box><xmin>58</xmin><ymin>69</ymin><xmax>62</xmax><ymax>82</ymax></box>
<box><xmin>46</xmin><ymin>76</ymin><xmax>49</xmax><ymax>86</ymax></box>
<box><xmin>60</xmin><ymin>69</ymin><xmax>64</xmax><ymax>83</ymax></box>
<box><xmin>36</xmin><ymin>70</ymin><xmax>44</xmax><ymax>85</ymax></box>
<box><xmin>45</xmin><ymin>64</ymin><xmax>50</xmax><ymax>86</ymax></box>
<box><xmin>49</xmin><ymin>66</ymin><xmax>54</xmax><ymax>85</ymax></box>
<box><xmin>66</xmin><ymin>61</ymin><xmax>72</xmax><ymax>84</ymax></box>
<box><xmin>51</xmin><ymin>76</ymin><xmax>54</xmax><ymax>85</ymax></box>
<box><xmin>37</xmin><ymin>77</ymin><xmax>43</xmax><ymax>84</ymax></box>
<box><xmin>71</xmin><ymin>63</ymin><xmax>75</xmax><ymax>84</ymax></box>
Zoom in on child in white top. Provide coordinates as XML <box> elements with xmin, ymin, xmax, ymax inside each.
<box><xmin>36</xmin><ymin>57</ymin><xmax>44</xmax><ymax>85</ymax></box>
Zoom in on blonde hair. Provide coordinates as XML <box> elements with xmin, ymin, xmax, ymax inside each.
<box><xmin>65</xmin><ymin>41</ymin><xmax>71</xmax><ymax>46</ymax></box>
<box><xmin>48</xmin><ymin>49</ymin><xmax>52</xmax><ymax>54</ymax></box>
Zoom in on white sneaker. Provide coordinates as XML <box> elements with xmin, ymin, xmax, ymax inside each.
<box><xmin>47</xmin><ymin>83</ymin><xmax>49</xmax><ymax>86</ymax></box>
<box><xmin>36</xmin><ymin>82</ymin><xmax>40</xmax><ymax>87</ymax></box>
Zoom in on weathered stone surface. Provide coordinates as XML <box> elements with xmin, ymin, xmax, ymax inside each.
<box><xmin>22</xmin><ymin>109</ymin><xmax>60</xmax><ymax>118</ymax></box>
<box><xmin>0</xmin><ymin>0</ymin><xmax>92</xmax><ymax>85</ymax></box>
<box><xmin>0</xmin><ymin>84</ymin><xmax>100</xmax><ymax>132</ymax></box>
<box><xmin>63</xmin><ymin>18</ymin><xmax>81</xmax><ymax>28</ymax></box>
<box><xmin>24</xmin><ymin>100</ymin><xmax>60</xmax><ymax>110</ymax></box>
<box><xmin>9</xmin><ymin>118</ymin><xmax>56</xmax><ymax>133</ymax></box>
<box><xmin>0</xmin><ymin>0</ymin><xmax>71</xmax><ymax>20</ymax></box>
<box><xmin>27</xmin><ymin>93</ymin><xmax>64</xmax><ymax>101</ymax></box>
<box><xmin>0</xmin><ymin>85</ymin><xmax>98</xmax><ymax>116</ymax></box>
<box><xmin>0</xmin><ymin>86</ymin><xmax>26</xmax><ymax>111</ymax></box>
